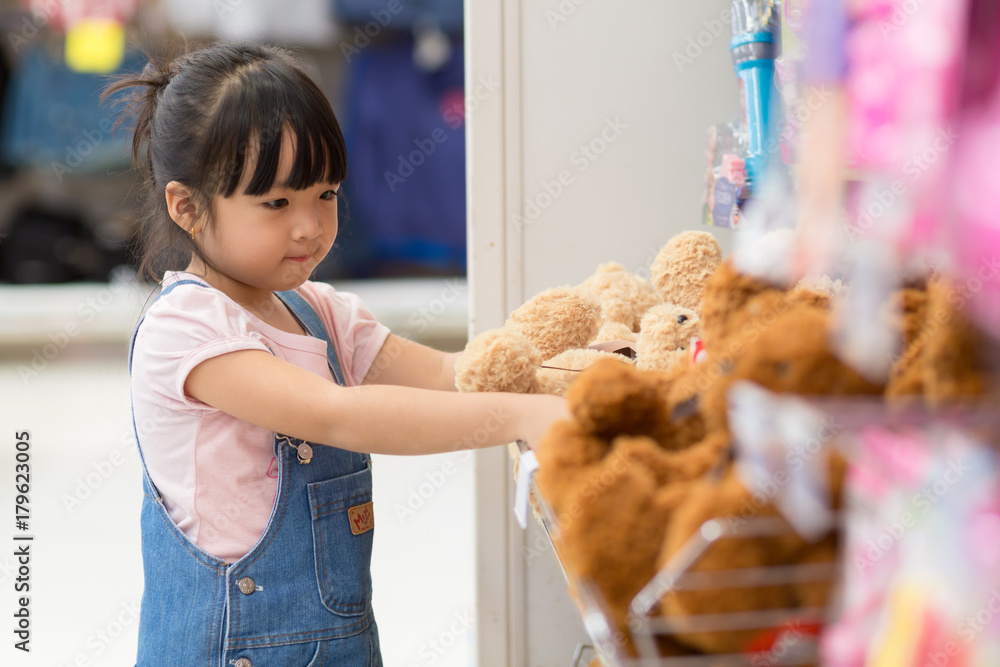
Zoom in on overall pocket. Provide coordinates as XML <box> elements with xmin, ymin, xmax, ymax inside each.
<box><xmin>308</xmin><ymin>465</ymin><xmax>374</xmax><ymax>617</ymax></box>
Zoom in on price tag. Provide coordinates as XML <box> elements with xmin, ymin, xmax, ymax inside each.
<box><xmin>514</xmin><ymin>448</ymin><xmax>540</xmax><ymax>529</ymax></box>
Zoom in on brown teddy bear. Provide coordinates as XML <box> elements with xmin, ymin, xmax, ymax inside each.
<box><xmin>885</xmin><ymin>275</ymin><xmax>991</xmax><ymax>407</ymax></box>
<box><xmin>630</xmin><ymin>231</ymin><xmax>722</xmax><ymax>372</ymax></box>
<box><xmin>532</xmin><ymin>255</ymin><xmax>889</xmax><ymax>659</ymax></box>
<box><xmin>534</xmin><ymin>359</ymin><xmax>730</xmax><ymax>653</ymax></box>
<box><xmin>656</xmin><ymin>457</ymin><xmax>843</xmax><ymax>655</ymax></box>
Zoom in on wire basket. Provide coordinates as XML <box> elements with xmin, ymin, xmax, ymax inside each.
<box><xmin>514</xmin><ymin>443</ymin><xmax>840</xmax><ymax>666</ymax></box>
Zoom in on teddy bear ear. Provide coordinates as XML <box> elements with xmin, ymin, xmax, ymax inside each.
<box><xmin>650</xmin><ymin>231</ymin><xmax>723</xmax><ymax>310</ymax></box>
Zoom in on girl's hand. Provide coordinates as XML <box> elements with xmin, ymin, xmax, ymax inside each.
<box><xmin>517</xmin><ymin>394</ymin><xmax>571</xmax><ymax>451</ymax></box>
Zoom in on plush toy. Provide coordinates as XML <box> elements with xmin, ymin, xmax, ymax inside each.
<box><xmin>650</xmin><ymin>231</ymin><xmax>724</xmax><ymax>310</ymax></box>
<box><xmin>631</xmin><ymin>232</ymin><xmax>723</xmax><ymax>372</ymax></box>
<box><xmin>454</xmin><ymin>286</ymin><xmax>620</xmax><ymax>395</ymax></box>
<box><xmin>456</xmin><ymin>230</ymin><xmax>724</xmax><ymax>395</ymax></box>
<box><xmin>576</xmin><ymin>262</ymin><xmax>662</xmax><ymax>334</ymax></box>
<box><xmin>650</xmin><ymin>303</ymin><xmax>880</xmax><ymax>655</ymax></box>
<box><xmin>534</xmin><ymin>359</ymin><xmax>730</xmax><ymax>650</ymax></box>
<box><xmin>656</xmin><ymin>456</ymin><xmax>844</xmax><ymax>655</ymax></box>
<box><xmin>526</xmin><ymin>231</ymin><xmax>1000</xmax><ymax>662</ymax></box>
<box><xmin>885</xmin><ymin>275</ymin><xmax>991</xmax><ymax>406</ymax></box>
<box><xmin>533</xmin><ymin>254</ymin><xmax>890</xmax><ymax>659</ymax></box>
<box><xmin>634</xmin><ymin>303</ymin><xmax>700</xmax><ymax>372</ymax></box>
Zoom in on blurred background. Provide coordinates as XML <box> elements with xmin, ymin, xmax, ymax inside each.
<box><xmin>0</xmin><ymin>0</ymin><xmax>474</xmax><ymax>665</ymax></box>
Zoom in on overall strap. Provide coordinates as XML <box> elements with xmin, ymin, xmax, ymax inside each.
<box><xmin>275</xmin><ymin>289</ymin><xmax>348</xmax><ymax>387</ymax></box>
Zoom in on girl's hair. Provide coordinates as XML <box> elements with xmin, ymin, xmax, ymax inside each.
<box><xmin>103</xmin><ymin>42</ymin><xmax>348</xmax><ymax>282</ymax></box>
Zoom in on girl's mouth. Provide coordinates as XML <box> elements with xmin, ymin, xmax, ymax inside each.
<box><xmin>287</xmin><ymin>255</ymin><xmax>311</xmax><ymax>263</ymax></box>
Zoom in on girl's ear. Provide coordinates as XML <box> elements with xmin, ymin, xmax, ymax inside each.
<box><xmin>165</xmin><ymin>182</ymin><xmax>201</xmax><ymax>234</ymax></box>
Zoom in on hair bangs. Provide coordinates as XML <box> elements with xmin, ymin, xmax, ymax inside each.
<box><xmin>196</xmin><ymin>62</ymin><xmax>347</xmax><ymax>199</ymax></box>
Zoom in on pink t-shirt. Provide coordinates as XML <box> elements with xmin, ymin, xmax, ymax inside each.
<box><xmin>130</xmin><ymin>271</ymin><xmax>391</xmax><ymax>563</ymax></box>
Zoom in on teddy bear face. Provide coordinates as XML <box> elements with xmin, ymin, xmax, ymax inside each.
<box><xmin>636</xmin><ymin>304</ymin><xmax>702</xmax><ymax>372</ymax></box>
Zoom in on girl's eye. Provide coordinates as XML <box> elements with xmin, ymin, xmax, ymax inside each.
<box><xmin>264</xmin><ymin>198</ymin><xmax>288</xmax><ymax>209</ymax></box>
<box><xmin>320</xmin><ymin>189</ymin><xmax>339</xmax><ymax>201</ymax></box>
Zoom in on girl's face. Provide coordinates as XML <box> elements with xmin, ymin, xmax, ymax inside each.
<box><xmin>194</xmin><ymin>131</ymin><xmax>340</xmax><ymax>296</ymax></box>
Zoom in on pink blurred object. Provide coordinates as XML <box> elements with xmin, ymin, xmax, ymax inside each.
<box><xmin>721</xmin><ymin>153</ymin><xmax>747</xmax><ymax>189</ymax></box>
<box><xmin>844</xmin><ymin>0</ymin><xmax>1000</xmax><ymax>340</ymax></box>
<box><xmin>24</xmin><ymin>0</ymin><xmax>140</xmax><ymax>32</ymax></box>
<box><xmin>845</xmin><ymin>0</ymin><xmax>970</xmax><ymax>252</ymax></box>
<box><xmin>948</xmin><ymin>2</ymin><xmax>1000</xmax><ymax>338</ymax></box>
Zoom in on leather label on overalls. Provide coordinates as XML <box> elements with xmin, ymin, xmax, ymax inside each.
<box><xmin>348</xmin><ymin>502</ymin><xmax>374</xmax><ymax>535</ymax></box>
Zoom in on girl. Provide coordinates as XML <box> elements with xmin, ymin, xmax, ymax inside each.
<box><xmin>109</xmin><ymin>42</ymin><xmax>567</xmax><ymax>666</ymax></box>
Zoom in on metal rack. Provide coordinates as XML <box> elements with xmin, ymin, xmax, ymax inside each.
<box><xmin>512</xmin><ymin>442</ymin><xmax>841</xmax><ymax>667</ymax></box>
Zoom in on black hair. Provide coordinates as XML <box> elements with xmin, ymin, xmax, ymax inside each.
<box><xmin>103</xmin><ymin>42</ymin><xmax>348</xmax><ymax>282</ymax></box>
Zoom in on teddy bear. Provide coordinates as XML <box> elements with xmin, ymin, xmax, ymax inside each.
<box><xmin>655</xmin><ymin>455</ymin><xmax>845</xmax><ymax>656</ymax></box>
<box><xmin>634</xmin><ymin>303</ymin><xmax>701</xmax><ymax>372</ymax></box>
<box><xmin>532</xmin><ymin>254</ymin><xmax>888</xmax><ymax>659</ymax></box>
<box><xmin>628</xmin><ymin>231</ymin><xmax>723</xmax><ymax>372</ymax></box>
<box><xmin>576</xmin><ymin>262</ymin><xmax>662</xmax><ymax>338</ymax></box>
<box><xmin>648</xmin><ymin>304</ymin><xmax>881</xmax><ymax>655</ymax></box>
<box><xmin>533</xmin><ymin>358</ymin><xmax>731</xmax><ymax>654</ymax></box>
<box><xmin>455</xmin><ymin>231</ymin><xmax>724</xmax><ymax>396</ymax></box>
<box><xmin>885</xmin><ymin>275</ymin><xmax>991</xmax><ymax>407</ymax></box>
<box><xmin>453</xmin><ymin>285</ymin><xmax>635</xmax><ymax>395</ymax></box>
<box><xmin>650</xmin><ymin>230</ymin><xmax>724</xmax><ymax>311</ymax></box>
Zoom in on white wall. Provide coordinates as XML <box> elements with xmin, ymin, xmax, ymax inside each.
<box><xmin>466</xmin><ymin>1</ymin><xmax>739</xmax><ymax>664</ymax></box>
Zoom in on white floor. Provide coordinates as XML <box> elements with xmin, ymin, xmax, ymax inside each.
<box><xmin>0</xmin><ymin>346</ymin><xmax>475</xmax><ymax>667</ymax></box>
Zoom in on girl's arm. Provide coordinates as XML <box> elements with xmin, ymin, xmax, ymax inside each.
<box><xmin>361</xmin><ymin>334</ymin><xmax>460</xmax><ymax>391</ymax></box>
<box><xmin>185</xmin><ymin>350</ymin><xmax>565</xmax><ymax>455</ymax></box>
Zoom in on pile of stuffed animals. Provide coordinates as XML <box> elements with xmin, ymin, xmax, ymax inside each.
<box><xmin>455</xmin><ymin>230</ymin><xmax>994</xmax><ymax>661</ymax></box>
<box><xmin>454</xmin><ymin>231</ymin><xmax>722</xmax><ymax>395</ymax></box>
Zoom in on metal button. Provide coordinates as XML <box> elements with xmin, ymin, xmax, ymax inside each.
<box><xmin>237</xmin><ymin>577</ymin><xmax>256</xmax><ymax>595</ymax></box>
<box><xmin>233</xmin><ymin>658</ymin><xmax>252</xmax><ymax>667</ymax></box>
<box><xmin>296</xmin><ymin>443</ymin><xmax>313</xmax><ymax>464</ymax></box>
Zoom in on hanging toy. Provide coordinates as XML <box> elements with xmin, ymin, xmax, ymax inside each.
<box><xmin>25</xmin><ymin>0</ymin><xmax>140</xmax><ymax>74</ymax></box>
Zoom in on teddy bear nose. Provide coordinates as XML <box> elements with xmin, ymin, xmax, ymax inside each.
<box><xmin>677</xmin><ymin>314</ymin><xmax>689</xmax><ymax>324</ymax></box>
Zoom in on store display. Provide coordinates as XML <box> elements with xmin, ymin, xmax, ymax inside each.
<box><xmin>702</xmin><ymin>123</ymin><xmax>748</xmax><ymax>230</ymax></box>
<box><xmin>703</xmin><ymin>0</ymin><xmax>792</xmax><ymax>231</ymax></box>
<box><xmin>823</xmin><ymin>422</ymin><xmax>1000</xmax><ymax>666</ymax></box>
<box><xmin>522</xmin><ymin>217</ymin><xmax>1000</xmax><ymax>663</ymax></box>
<box><xmin>0</xmin><ymin>44</ymin><xmax>139</xmax><ymax>171</ymax></box>
<box><xmin>535</xmin><ymin>360</ymin><xmax>727</xmax><ymax>655</ymax></box>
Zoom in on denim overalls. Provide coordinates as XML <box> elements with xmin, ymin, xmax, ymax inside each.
<box><xmin>129</xmin><ymin>280</ymin><xmax>382</xmax><ymax>666</ymax></box>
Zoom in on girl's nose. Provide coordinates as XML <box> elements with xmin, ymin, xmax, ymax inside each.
<box><xmin>295</xmin><ymin>209</ymin><xmax>322</xmax><ymax>240</ymax></box>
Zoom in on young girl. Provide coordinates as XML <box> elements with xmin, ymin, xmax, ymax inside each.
<box><xmin>110</xmin><ymin>42</ymin><xmax>567</xmax><ymax>666</ymax></box>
